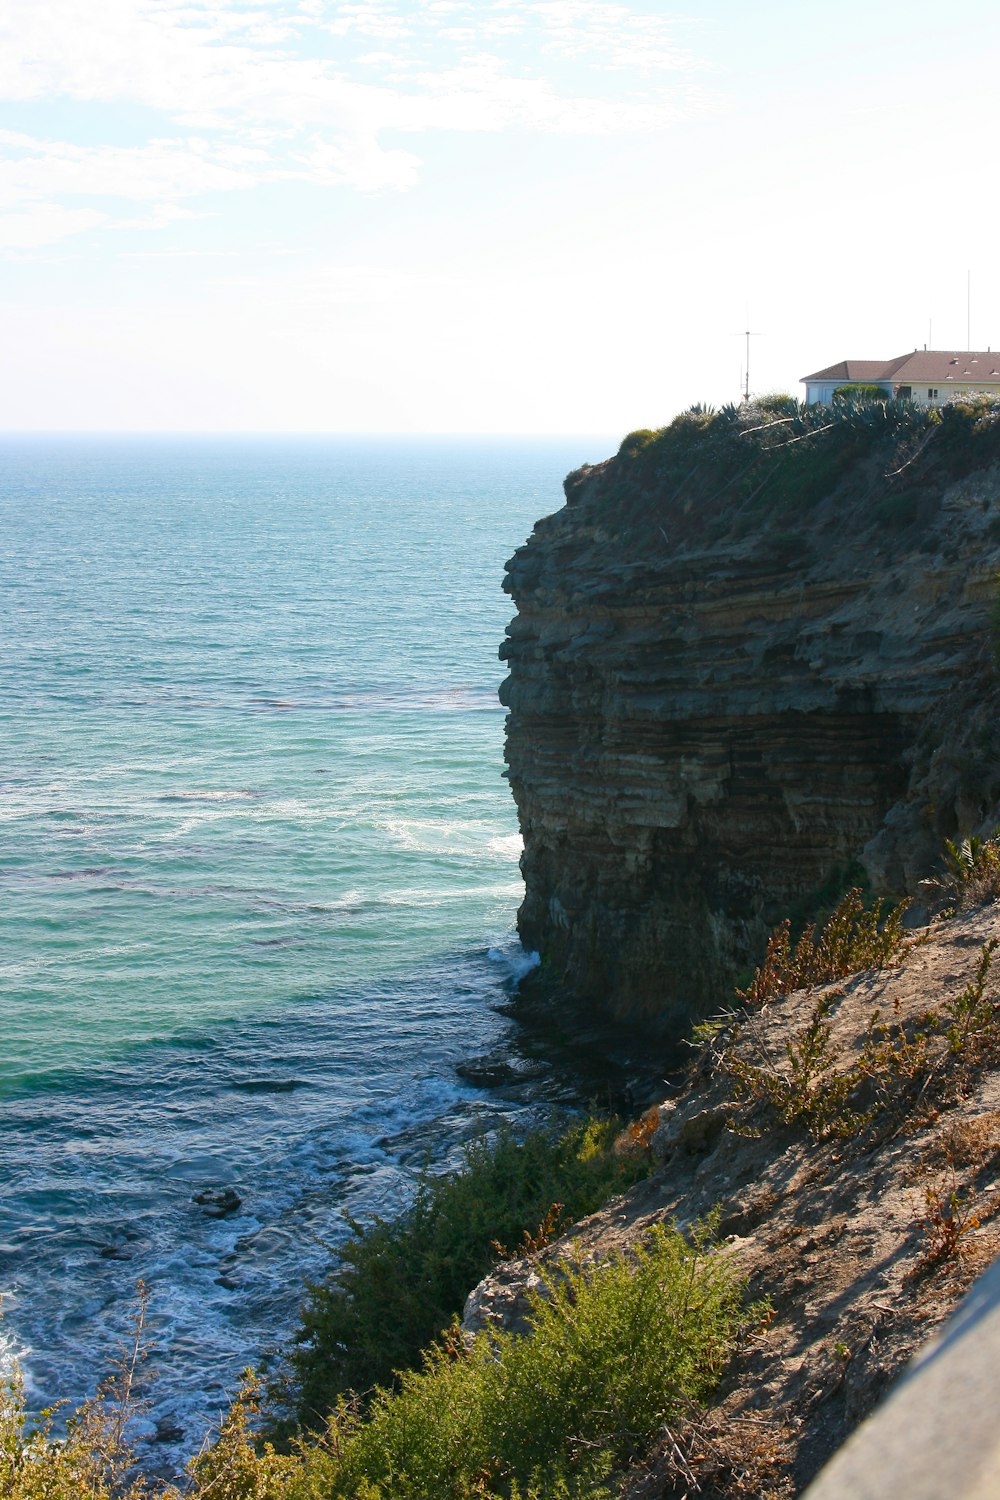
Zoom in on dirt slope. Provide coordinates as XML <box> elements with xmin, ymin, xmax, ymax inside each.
<box><xmin>463</xmin><ymin>902</ymin><xmax>1000</xmax><ymax>1497</ymax></box>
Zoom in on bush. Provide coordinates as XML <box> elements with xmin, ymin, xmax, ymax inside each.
<box><xmin>873</xmin><ymin>490</ymin><xmax>921</xmax><ymax>530</ymax></box>
<box><xmin>832</xmin><ymin>383</ymin><xmax>888</xmax><ymax>402</ymax></box>
<box><xmin>942</xmin><ymin>830</ymin><xmax>1000</xmax><ymax>907</ymax></box>
<box><xmin>1</xmin><ymin>1368</ymin><xmax>135</xmax><ymax>1500</ymax></box>
<box><xmin>285</xmin><ymin>1118</ymin><xmax>652</xmax><ymax>1427</ymax></box>
<box><xmin>603</xmin><ymin>388</ymin><xmax>983</xmax><ymax>550</ymax></box>
<box><xmin>617</xmin><ymin>428</ymin><xmax>661</xmax><ymax>460</ymax></box>
<box><xmin>735</xmin><ymin>888</ymin><xmax>908</xmax><ymax>1010</ymax></box>
<box><xmin>296</xmin><ymin>1219</ymin><xmax>754</xmax><ymax>1500</ymax></box>
<box><xmin>0</xmin><ymin>1305</ymin><xmax>149</xmax><ymax>1500</ymax></box>
<box><xmin>715</xmin><ymin>879</ymin><xmax>1000</xmax><ymax>1146</ymax></box>
<box><xmin>936</xmin><ymin>396</ymin><xmax>1000</xmax><ymax>473</ymax></box>
<box><xmin>754</xmin><ymin>393</ymin><xmax>799</xmax><ymax>416</ymax></box>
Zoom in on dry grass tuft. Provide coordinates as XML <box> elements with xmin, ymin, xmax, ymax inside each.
<box><xmin>920</xmin><ymin>1111</ymin><xmax>1000</xmax><ymax>1172</ymax></box>
<box><xmin>622</xmin><ymin>1408</ymin><xmax>796</xmax><ymax>1500</ymax></box>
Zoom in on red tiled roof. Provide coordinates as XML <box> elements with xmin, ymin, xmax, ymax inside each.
<box><xmin>801</xmin><ymin>359</ymin><xmax>895</xmax><ymax>383</ymax></box>
<box><xmin>801</xmin><ymin>351</ymin><xmax>1000</xmax><ymax>384</ymax></box>
<box><xmin>889</xmin><ymin>350</ymin><xmax>1000</xmax><ymax>383</ymax></box>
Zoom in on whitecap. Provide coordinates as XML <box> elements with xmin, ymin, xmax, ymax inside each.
<box><xmin>487</xmin><ymin>943</ymin><xmax>540</xmax><ymax>981</ymax></box>
<box><xmin>378</xmin><ymin>816</ymin><xmax>505</xmax><ymax>857</ymax></box>
<box><xmin>487</xmin><ymin>832</ymin><xmax>523</xmax><ymax>859</ymax></box>
<box><xmin>158</xmin><ymin>790</ymin><xmax>259</xmax><ymax>804</ymax></box>
<box><xmin>0</xmin><ymin>1313</ymin><xmax>31</xmax><ymax>1385</ymax></box>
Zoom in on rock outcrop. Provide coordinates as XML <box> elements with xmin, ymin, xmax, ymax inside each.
<box><xmin>500</xmin><ymin>403</ymin><xmax>1000</xmax><ymax>1033</ymax></box>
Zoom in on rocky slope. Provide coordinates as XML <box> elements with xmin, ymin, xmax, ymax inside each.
<box><xmin>463</xmin><ymin>900</ymin><xmax>1000</xmax><ymax>1497</ymax></box>
<box><xmin>500</xmin><ymin>401</ymin><xmax>1000</xmax><ymax>1034</ymax></box>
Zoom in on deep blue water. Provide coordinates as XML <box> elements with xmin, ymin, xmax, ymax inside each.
<box><xmin>0</xmin><ymin>434</ymin><xmax>612</xmax><ymax>1462</ymax></box>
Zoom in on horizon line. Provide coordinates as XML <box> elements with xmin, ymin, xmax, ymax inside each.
<box><xmin>0</xmin><ymin>428</ymin><xmax>625</xmax><ymax>440</ymax></box>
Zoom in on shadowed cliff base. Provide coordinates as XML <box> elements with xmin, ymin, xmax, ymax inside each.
<box><xmin>500</xmin><ymin>395</ymin><xmax>1000</xmax><ymax>1036</ymax></box>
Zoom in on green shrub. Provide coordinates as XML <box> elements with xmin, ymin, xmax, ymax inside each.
<box><xmin>0</xmin><ymin>1335</ymin><xmax>148</xmax><ymax>1500</ymax></box>
<box><xmin>604</xmin><ymin>391</ymin><xmax>965</xmax><ymax>544</ymax></box>
<box><xmin>936</xmin><ymin>397</ymin><xmax>1000</xmax><ymax>473</ymax></box>
<box><xmin>285</xmin><ymin>1118</ymin><xmax>651</xmax><ymax>1428</ymax></box>
<box><xmin>716</xmin><ymin>871</ymin><xmax>1000</xmax><ymax>1145</ymax></box>
<box><xmin>832</xmin><ymin>383</ymin><xmax>888</xmax><ymax>402</ymax></box>
<box><xmin>166</xmin><ymin>1375</ymin><xmax>300</xmax><ymax>1500</ymax></box>
<box><xmin>736</xmin><ymin>888</ymin><xmax>908</xmax><ymax>1010</ymax></box>
<box><xmin>782</xmin><ymin>859</ymin><xmax>870</xmax><ymax>941</ymax></box>
<box><xmin>724</xmin><ymin>937</ymin><xmax>1000</xmax><ymax>1145</ymax></box>
<box><xmin>617</xmin><ymin>428</ymin><xmax>661</xmax><ymax>460</ymax></box>
<box><xmin>769</xmin><ymin>530</ymin><xmax>815</xmax><ymax>565</ymax></box>
<box><xmin>754</xmin><ymin>393</ymin><xmax>798</xmax><ymax>415</ymax></box>
<box><xmin>298</xmin><ymin>1219</ymin><xmax>753</xmax><ymax>1500</ymax></box>
<box><xmin>1</xmin><ymin>1368</ymin><xmax>130</xmax><ymax>1500</ymax></box>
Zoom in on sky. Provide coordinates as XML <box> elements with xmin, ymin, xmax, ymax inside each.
<box><xmin>2</xmin><ymin>0</ymin><xmax>1000</xmax><ymax>434</ymax></box>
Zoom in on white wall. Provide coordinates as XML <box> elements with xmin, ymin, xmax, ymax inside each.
<box><xmin>803</xmin><ymin>380</ymin><xmax>1000</xmax><ymax>406</ymax></box>
<box><xmin>803</xmin><ymin>380</ymin><xmax>893</xmax><ymax>404</ymax></box>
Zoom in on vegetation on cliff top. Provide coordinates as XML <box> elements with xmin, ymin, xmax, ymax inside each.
<box><xmin>595</xmin><ymin>393</ymin><xmax>1000</xmax><ymax>541</ymax></box>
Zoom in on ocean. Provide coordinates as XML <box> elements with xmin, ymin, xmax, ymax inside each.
<box><xmin>0</xmin><ymin>433</ymin><xmax>616</xmax><ymax>1465</ymax></box>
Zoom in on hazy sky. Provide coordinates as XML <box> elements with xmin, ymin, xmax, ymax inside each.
<box><xmin>3</xmin><ymin>0</ymin><xmax>999</xmax><ymax>434</ymax></box>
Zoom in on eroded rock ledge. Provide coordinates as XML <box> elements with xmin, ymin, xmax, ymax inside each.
<box><xmin>500</xmin><ymin>407</ymin><xmax>1000</xmax><ymax>1033</ymax></box>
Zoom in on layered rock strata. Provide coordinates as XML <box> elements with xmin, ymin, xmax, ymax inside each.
<box><xmin>500</xmin><ymin>410</ymin><xmax>1000</xmax><ymax>1033</ymax></box>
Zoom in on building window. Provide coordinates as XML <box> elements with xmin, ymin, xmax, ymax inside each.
<box><xmin>928</xmin><ymin>388</ymin><xmax>938</xmax><ymax>399</ymax></box>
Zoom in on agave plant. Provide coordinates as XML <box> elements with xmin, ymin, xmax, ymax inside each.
<box><xmin>940</xmin><ymin>832</ymin><xmax>1000</xmax><ymax>909</ymax></box>
<box><xmin>943</xmin><ymin>834</ymin><xmax>998</xmax><ymax>883</ymax></box>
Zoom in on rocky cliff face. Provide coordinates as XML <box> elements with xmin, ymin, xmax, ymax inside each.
<box><xmin>500</xmin><ymin>401</ymin><xmax>1000</xmax><ymax>1033</ymax></box>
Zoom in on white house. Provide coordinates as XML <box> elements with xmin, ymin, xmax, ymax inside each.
<box><xmin>801</xmin><ymin>350</ymin><xmax>1000</xmax><ymax>406</ymax></box>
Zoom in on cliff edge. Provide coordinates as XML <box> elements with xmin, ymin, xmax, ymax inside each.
<box><xmin>500</xmin><ymin>398</ymin><xmax>1000</xmax><ymax>1034</ymax></box>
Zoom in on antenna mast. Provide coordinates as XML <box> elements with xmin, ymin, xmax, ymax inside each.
<box><xmin>734</xmin><ymin>316</ymin><xmax>761</xmax><ymax>404</ymax></box>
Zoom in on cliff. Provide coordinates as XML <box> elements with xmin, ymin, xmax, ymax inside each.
<box><xmin>500</xmin><ymin>398</ymin><xmax>1000</xmax><ymax>1034</ymax></box>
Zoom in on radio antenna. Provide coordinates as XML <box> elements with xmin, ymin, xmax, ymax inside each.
<box><xmin>733</xmin><ymin>315</ymin><xmax>762</xmax><ymax>403</ymax></box>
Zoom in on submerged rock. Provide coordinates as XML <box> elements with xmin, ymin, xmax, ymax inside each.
<box><xmin>456</xmin><ymin>1053</ymin><xmax>549</xmax><ymax>1088</ymax></box>
<box><xmin>150</xmin><ymin>1415</ymin><xmax>186</xmax><ymax>1445</ymax></box>
<box><xmin>192</xmin><ymin>1186</ymin><xmax>242</xmax><ymax>1218</ymax></box>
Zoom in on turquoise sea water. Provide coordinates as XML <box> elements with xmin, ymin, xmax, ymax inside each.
<box><xmin>0</xmin><ymin>434</ymin><xmax>611</xmax><ymax>1461</ymax></box>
